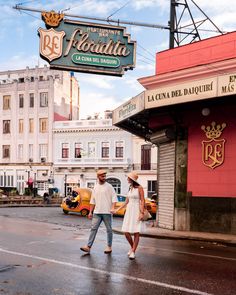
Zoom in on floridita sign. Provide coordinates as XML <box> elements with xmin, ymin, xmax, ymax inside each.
<box><xmin>38</xmin><ymin>11</ymin><xmax>136</xmax><ymax>76</ymax></box>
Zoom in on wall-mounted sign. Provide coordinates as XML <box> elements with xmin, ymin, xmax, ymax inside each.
<box><xmin>201</xmin><ymin>121</ymin><xmax>226</xmax><ymax>169</ymax></box>
<box><xmin>218</xmin><ymin>73</ymin><xmax>236</xmax><ymax>96</ymax></box>
<box><xmin>145</xmin><ymin>77</ymin><xmax>217</xmax><ymax>109</ymax></box>
<box><xmin>113</xmin><ymin>92</ymin><xmax>145</xmax><ymax>124</ymax></box>
<box><xmin>38</xmin><ymin>11</ymin><xmax>136</xmax><ymax>76</ymax></box>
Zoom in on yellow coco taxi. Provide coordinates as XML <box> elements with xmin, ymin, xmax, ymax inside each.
<box><xmin>145</xmin><ymin>194</ymin><xmax>158</xmax><ymax>217</ymax></box>
<box><xmin>61</xmin><ymin>187</ymin><xmax>92</xmax><ymax>217</ymax></box>
<box><xmin>113</xmin><ymin>195</ymin><xmax>127</xmax><ymax>217</ymax></box>
<box><xmin>113</xmin><ymin>194</ymin><xmax>156</xmax><ymax>218</ymax></box>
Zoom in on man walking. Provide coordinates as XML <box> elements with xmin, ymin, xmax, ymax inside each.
<box><xmin>80</xmin><ymin>169</ymin><xmax>117</xmax><ymax>254</ymax></box>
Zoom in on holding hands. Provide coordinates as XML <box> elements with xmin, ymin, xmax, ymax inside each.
<box><xmin>110</xmin><ymin>208</ymin><xmax>118</xmax><ymax>214</ymax></box>
<box><xmin>138</xmin><ymin>212</ymin><xmax>144</xmax><ymax>221</ymax></box>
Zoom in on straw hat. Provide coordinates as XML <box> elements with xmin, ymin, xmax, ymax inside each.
<box><xmin>97</xmin><ymin>169</ymin><xmax>107</xmax><ymax>176</ymax></box>
<box><xmin>127</xmin><ymin>171</ymin><xmax>140</xmax><ymax>184</ymax></box>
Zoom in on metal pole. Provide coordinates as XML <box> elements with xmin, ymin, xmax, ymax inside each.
<box><xmin>12</xmin><ymin>5</ymin><xmax>169</xmax><ymax>30</ymax></box>
<box><xmin>64</xmin><ymin>174</ymin><xmax>67</xmax><ymax>198</ymax></box>
<box><xmin>3</xmin><ymin>171</ymin><xmax>6</xmax><ymax>190</ymax></box>
<box><xmin>69</xmin><ymin>72</ymin><xmax>74</xmax><ymax>120</ymax></box>
<box><xmin>27</xmin><ymin>171</ymin><xmax>30</xmax><ymax>188</ymax></box>
<box><xmin>169</xmin><ymin>0</ymin><xmax>176</xmax><ymax>49</ymax></box>
<box><xmin>33</xmin><ymin>172</ymin><xmax>37</xmax><ymax>198</ymax></box>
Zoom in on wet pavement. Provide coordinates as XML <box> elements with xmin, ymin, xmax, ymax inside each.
<box><xmin>0</xmin><ymin>207</ymin><xmax>236</xmax><ymax>295</ymax></box>
<box><xmin>0</xmin><ymin>205</ymin><xmax>235</xmax><ymax>246</ymax></box>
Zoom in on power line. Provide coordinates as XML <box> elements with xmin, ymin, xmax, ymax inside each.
<box><xmin>107</xmin><ymin>1</ymin><xmax>130</xmax><ymax>19</ymax></box>
<box><xmin>137</xmin><ymin>52</ymin><xmax>155</xmax><ymax>63</ymax></box>
<box><xmin>137</xmin><ymin>59</ymin><xmax>154</xmax><ymax>66</ymax></box>
<box><xmin>16</xmin><ymin>0</ymin><xmax>39</xmax><ymax>5</ymax></box>
<box><xmin>19</xmin><ymin>9</ymin><xmax>41</xmax><ymax>20</ymax></box>
<box><xmin>137</xmin><ymin>44</ymin><xmax>155</xmax><ymax>59</ymax></box>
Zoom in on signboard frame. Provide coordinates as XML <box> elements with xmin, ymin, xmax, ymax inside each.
<box><xmin>38</xmin><ymin>15</ymin><xmax>136</xmax><ymax>77</ymax></box>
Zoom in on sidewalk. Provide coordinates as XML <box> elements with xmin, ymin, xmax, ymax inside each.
<box><xmin>113</xmin><ymin>221</ymin><xmax>236</xmax><ymax>247</ymax></box>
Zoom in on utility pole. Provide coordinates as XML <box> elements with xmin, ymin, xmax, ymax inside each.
<box><xmin>169</xmin><ymin>0</ymin><xmax>176</xmax><ymax>49</ymax></box>
<box><xmin>64</xmin><ymin>174</ymin><xmax>67</xmax><ymax>198</ymax></box>
<box><xmin>69</xmin><ymin>72</ymin><xmax>74</xmax><ymax>120</ymax></box>
<box><xmin>168</xmin><ymin>0</ymin><xmax>223</xmax><ymax>48</ymax></box>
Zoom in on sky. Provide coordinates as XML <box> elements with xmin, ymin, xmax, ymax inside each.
<box><xmin>0</xmin><ymin>0</ymin><xmax>236</xmax><ymax>119</ymax></box>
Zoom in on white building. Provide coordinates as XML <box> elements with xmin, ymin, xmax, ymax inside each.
<box><xmin>53</xmin><ymin>117</ymin><xmax>157</xmax><ymax>197</ymax></box>
<box><xmin>0</xmin><ymin>66</ymin><xmax>79</xmax><ymax>196</ymax></box>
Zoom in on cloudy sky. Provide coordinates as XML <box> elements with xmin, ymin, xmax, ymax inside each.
<box><xmin>0</xmin><ymin>0</ymin><xmax>236</xmax><ymax>118</ymax></box>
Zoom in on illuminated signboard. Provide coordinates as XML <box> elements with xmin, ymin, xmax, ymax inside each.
<box><xmin>38</xmin><ymin>11</ymin><xmax>136</xmax><ymax>76</ymax></box>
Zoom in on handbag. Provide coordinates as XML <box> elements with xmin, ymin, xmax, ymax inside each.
<box><xmin>143</xmin><ymin>208</ymin><xmax>152</xmax><ymax>221</ymax></box>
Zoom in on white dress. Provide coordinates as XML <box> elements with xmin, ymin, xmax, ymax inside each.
<box><xmin>121</xmin><ymin>187</ymin><xmax>142</xmax><ymax>233</ymax></box>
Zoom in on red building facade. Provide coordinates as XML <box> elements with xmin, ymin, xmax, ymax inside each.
<box><xmin>113</xmin><ymin>32</ymin><xmax>236</xmax><ymax>234</ymax></box>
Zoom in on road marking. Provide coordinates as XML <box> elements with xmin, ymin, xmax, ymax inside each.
<box><xmin>0</xmin><ymin>247</ymin><xmax>212</xmax><ymax>295</ymax></box>
<box><xmin>113</xmin><ymin>239</ymin><xmax>236</xmax><ymax>262</ymax></box>
<box><xmin>139</xmin><ymin>245</ymin><xmax>236</xmax><ymax>262</ymax></box>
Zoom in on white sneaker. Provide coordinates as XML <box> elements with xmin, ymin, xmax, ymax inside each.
<box><xmin>127</xmin><ymin>249</ymin><xmax>132</xmax><ymax>256</ymax></box>
<box><xmin>129</xmin><ymin>252</ymin><xmax>135</xmax><ymax>260</ymax></box>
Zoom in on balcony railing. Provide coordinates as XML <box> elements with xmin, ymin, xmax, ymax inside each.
<box><xmin>132</xmin><ymin>163</ymin><xmax>157</xmax><ymax>171</ymax></box>
<box><xmin>57</xmin><ymin>157</ymin><xmax>129</xmax><ymax>164</ymax></box>
<box><xmin>54</xmin><ymin>119</ymin><xmax>113</xmax><ymax>130</ymax></box>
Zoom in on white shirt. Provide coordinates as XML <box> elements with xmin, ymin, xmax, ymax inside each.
<box><xmin>90</xmin><ymin>182</ymin><xmax>117</xmax><ymax>214</ymax></box>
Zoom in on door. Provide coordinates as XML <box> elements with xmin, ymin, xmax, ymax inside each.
<box><xmin>157</xmin><ymin>141</ymin><xmax>175</xmax><ymax>230</ymax></box>
<box><xmin>141</xmin><ymin>144</ymin><xmax>151</xmax><ymax>170</ymax></box>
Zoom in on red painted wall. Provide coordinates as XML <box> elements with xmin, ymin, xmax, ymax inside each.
<box><xmin>187</xmin><ymin>104</ymin><xmax>236</xmax><ymax>197</ymax></box>
<box><xmin>156</xmin><ymin>31</ymin><xmax>236</xmax><ymax>75</ymax></box>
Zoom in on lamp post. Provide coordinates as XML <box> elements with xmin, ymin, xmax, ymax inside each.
<box><xmin>27</xmin><ymin>171</ymin><xmax>30</xmax><ymax>187</ymax></box>
<box><xmin>25</xmin><ymin>170</ymin><xmax>31</xmax><ymax>195</ymax></box>
<box><xmin>33</xmin><ymin>172</ymin><xmax>37</xmax><ymax>198</ymax></box>
<box><xmin>64</xmin><ymin>174</ymin><xmax>67</xmax><ymax>198</ymax></box>
<box><xmin>3</xmin><ymin>171</ymin><xmax>6</xmax><ymax>188</ymax></box>
<box><xmin>3</xmin><ymin>169</ymin><xmax>6</xmax><ymax>191</ymax></box>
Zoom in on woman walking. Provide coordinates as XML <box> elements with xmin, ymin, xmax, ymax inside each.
<box><xmin>113</xmin><ymin>171</ymin><xmax>145</xmax><ymax>260</ymax></box>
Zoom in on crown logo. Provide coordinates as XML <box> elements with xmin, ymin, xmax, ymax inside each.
<box><xmin>201</xmin><ymin>121</ymin><xmax>226</xmax><ymax>139</ymax></box>
<box><xmin>41</xmin><ymin>11</ymin><xmax>64</xmax><ymax>27</ymax></box>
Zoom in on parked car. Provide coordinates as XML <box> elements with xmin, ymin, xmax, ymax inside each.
<box><xmin>113</xmin><ymin>194</ymin><xmax>156</xmax><ymax>218</ymax></box>
<box><xmin>61</xmin><ymin>187</ymin><xmax>91</xmax><ymax>216</ymax></box>
<box><xmin>113</xmin><ymin>194</ymin><xmax>127</xmax><ymax>217</ymax></box>
<box><xmin>145</xmin><ymin>193</ymin><xmax>158</xmax><ymax>216</ymax></box>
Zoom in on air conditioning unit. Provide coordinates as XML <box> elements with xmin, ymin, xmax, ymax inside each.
<box><xmin>41</xmin><ymin>157</ymin><xmax>46</xmax><ymax>163</ymax></box>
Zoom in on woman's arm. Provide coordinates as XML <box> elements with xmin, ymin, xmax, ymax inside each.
<box><xmin>138</xmin><ymin>186</ymin><xmax>145</xmax><ymax>220</ymax></box>
<box><xmin>111</xmin><ymin>197</ymin><xmax>129</xmax><ymax>214</ymax></box>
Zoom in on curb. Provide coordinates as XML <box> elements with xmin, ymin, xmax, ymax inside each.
<box><xmin>0</xmin><ymin>204</ymin><xmax>60</xmax><ymax>208</ymax></box>
<box><xmin>112</xmin><ymin>228</ymin><xmax>236</xmax><ymax>247</ymax></box>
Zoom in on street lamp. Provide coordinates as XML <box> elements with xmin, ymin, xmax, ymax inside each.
<box><xmin>64</xmin><ymin>174</ymin><xmax>67</xmax><ymax>198</ymax></box>
<box><xmin>33</xmin><ymin>172</ymin><xmax>37</xmax><ymax>198</ymax></box>
<box><xmin>25</xmin><ymin>170</ymin><xmax>31</xmax><ymax>195</ymax></box>
<box><xmin>3</xmin><ymin>169</ymin><xmax>6</xmax><ymax>191</ymax></box>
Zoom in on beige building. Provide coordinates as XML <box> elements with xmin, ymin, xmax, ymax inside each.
<box><xmin>0</xmin><ymin>65</ymin><xmax>79</xmax><ymax>196</ymax></box>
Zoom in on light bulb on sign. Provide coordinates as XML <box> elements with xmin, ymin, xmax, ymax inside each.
<box><xmin>201</xmin><ymin>108</ymin><xmax>210</xmax><ymax>116</ymax></box>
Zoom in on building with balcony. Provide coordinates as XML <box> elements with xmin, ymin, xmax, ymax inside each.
<box><xmin>0</xmin><ymin>65</ymin><xmax>79</xmax><ymax>196</ymax></box>
<box><xmin>53</xmin><ymin>118</ymin><xmax>157</xmax><ymax>197</ymax></box>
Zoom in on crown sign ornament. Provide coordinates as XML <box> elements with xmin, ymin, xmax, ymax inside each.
<box><xmin>41</xmin><ymin>11</ymin><xmax>64</xmax><ymax>27</ymax></box>
<box><xmin>201</xmin><ymin>121</ymin><xmax>226</xmax><ymax>139</ymax></box>
<box><xmin>201</xmin><ymin>121</ymin><xmax>226</xmax><ymax>169</ymax></box>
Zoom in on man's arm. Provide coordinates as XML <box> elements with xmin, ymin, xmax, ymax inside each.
<box><xmin>88</xmin><ymin>204</ymin><xmax>95</xmax><ymax>219</ymax></box>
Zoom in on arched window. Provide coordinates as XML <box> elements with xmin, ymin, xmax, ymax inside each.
<box><xmin>106</xmin><ymin>177</ymin><xmax>121</xmax><ymax>194</ymax></box>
